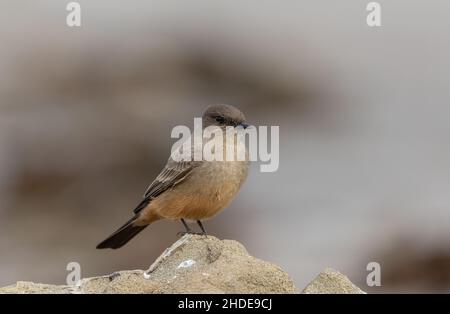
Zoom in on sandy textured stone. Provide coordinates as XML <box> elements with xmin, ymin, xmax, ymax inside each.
<box><xmin>0</xmin><ymin>234</ymin><xmax>298</xmax><ymax>294</ymax></box>
<box><xmin>302</xmin><ymin>268</ymin><xmax>365</xmax><ymax>294</ymax></box>
<box><xmin>0</xmin><ymin>281</ymin><xmax>74</xmax><ymax>294</ymax></box>
<box><xmin>1</xmin><ymin>236</ymin><xmax>364</xmax><ymax>294</ymax></box>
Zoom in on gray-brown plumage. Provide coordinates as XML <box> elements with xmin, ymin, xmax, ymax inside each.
<box><xmin>97</xmin><ymin>104</ymin><xmax>249</xmax><ymax>249</ymax></box>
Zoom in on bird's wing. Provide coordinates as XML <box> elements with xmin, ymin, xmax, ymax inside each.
<box><xmin>133</xmin><ymin>158</ymin><xmax>200</xmax><ymax>214</ymax></box>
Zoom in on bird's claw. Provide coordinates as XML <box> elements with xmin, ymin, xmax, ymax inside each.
<box><xmin>177</xmin><ymin>231</ymin><xmax>189</xmax><ymax>237</ymax></box>
<box><xmin>177</xmin><ymin>231</ymin><xmax>207</xmax><ymax>237</ymax></box>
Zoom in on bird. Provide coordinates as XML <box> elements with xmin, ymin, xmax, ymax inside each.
<box><xmin>96</xmin><ymin>104</ymin><xmax>250</xmax><ymax>249</ymax></box>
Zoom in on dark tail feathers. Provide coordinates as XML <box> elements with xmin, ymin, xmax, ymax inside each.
<box><xmin>96</xmin><ymin>217</ymin><xmax>147</xmax><ymax>249</ymax></box>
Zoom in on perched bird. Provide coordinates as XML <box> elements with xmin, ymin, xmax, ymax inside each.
<box><xmin>97</xmin><ymin>104</ymin><xmax>250</xmax><ymax>249</ymax></box>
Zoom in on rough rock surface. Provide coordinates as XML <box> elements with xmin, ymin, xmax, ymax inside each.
<box><xmin>0</xmin><ymin>234</ymin><xmax>298</xmax><ymax>294</ymax></box>
<box><xmin>302</xmin><ymin>268</ymin><xmax>365</xmax><ymax>294</ymax></box>
<box><xmin>0</xmin><ymin>235</ymin><xmax>364</xmax><ymax>294</ymax></box>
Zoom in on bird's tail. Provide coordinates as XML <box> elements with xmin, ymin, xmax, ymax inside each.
<box><xmin>96</xmin><ymin>216</ymin><xmax>148</xmax><ymax>249</ymax></box>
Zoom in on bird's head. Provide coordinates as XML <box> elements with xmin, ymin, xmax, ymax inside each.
<box><xmin>202</xmin><ymin>104</ymin><xmax>248</xmax><ymax>129</ymax></box>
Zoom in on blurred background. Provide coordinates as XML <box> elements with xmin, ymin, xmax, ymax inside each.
<box><xmin>1</xmin><ymin>0</ymin><xmax>450</xmax><ymax>293</ymax></box>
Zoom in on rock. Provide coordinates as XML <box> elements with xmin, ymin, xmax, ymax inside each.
<box><xmin>0</xmin><ymin>235</ymin><xmax>364</xmax><ymax>294</ymax></box>
<box><xmin>302</xmin><ymin>268</ymin><xmax>365</xmax><ymax>294</ymax></box>
<box><xmin>0</xmin><ymin>281</ymin><xmax>74</xmax><ymax>294</ymax></box>
<box><xmin>0</xmin><ymin>234</ymin><xmax>298</xmax><ymax>294</ymax></box>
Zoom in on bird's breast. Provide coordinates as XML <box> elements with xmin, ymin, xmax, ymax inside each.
<box><xmin>150</xmin><ymin>159</ymin><xmax>249</xmax><ymax>221</ymax></box>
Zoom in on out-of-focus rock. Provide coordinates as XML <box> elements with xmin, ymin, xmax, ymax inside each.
<box><xmin>302</xmin><ymin>268</ymin><xmax>365</xmax><ymax>294</ymax></box>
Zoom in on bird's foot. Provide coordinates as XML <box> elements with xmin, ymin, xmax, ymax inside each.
<box><xmin>177</xmin><ymin>231</ymin><xmax>207</xmax><ymax>237</ymax></box>
<box><xmin>176</xmin><ymin>231</ymin><xmax>189</xmax><ymax>237</ymax></box>
<box><xmin>178</xmin><ymin>219</ymin><xmax>207</xmax><ymax>237</ymax></box>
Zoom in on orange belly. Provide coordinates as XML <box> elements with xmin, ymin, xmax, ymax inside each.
<box><xmin>140</xmin><ymin>160</ymin><xmax>248</xmax><ymax>222</ymax></box>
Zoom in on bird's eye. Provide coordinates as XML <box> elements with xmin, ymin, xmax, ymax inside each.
<box><xmin>215</xmin><ymin>116</ymin><xmax>225</xmax><ymax>123</ymax></box>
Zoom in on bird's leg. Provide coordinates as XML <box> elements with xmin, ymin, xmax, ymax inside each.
<box><xmin>181</xmin><ymin>219</ymin><xmax>191</xmax><ymax>232</ymax></box>
<box><xmin>177</xmin><ymin>219</ymin><xmax>192</xmax><ymax>236</ymax></box>
<box><xmin>197</xmin><ymin>220</ymin><xmax>207</xmax><ymax>237</ymax></box>
<box><xmin>177</xmin><ymin>219</ymin><xmax>208</xmax><ymax>237</ymax></box>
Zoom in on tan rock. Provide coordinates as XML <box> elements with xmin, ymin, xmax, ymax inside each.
<box><xmin>302</xmin><ymin>268</ymin><xmax>365</xmax><ymax>294</ymax></box>
<box><xmin>0</xmin><ymin>281</ymin><xmax>73</xmax><ymax>294</ymax></box>
<box><xmin>0</xmin><ymin>234</ymin><xmax>298</xmax><ymax>294</ymax></box>
<box><xmin>1</xmin><ymin>236</ymin><xmax>364</xmax><ymax>294</ymax></box>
